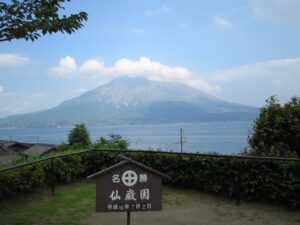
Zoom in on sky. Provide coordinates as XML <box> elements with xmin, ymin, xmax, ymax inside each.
<box><xmin>0</xmin><ymin>0</ymin><xmax>300</xmax><ymax>118</ymax></box>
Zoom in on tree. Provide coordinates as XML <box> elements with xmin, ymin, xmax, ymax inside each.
<box><xmin>94</xmin><ymin>133</ymin><xmax>129</xmax><ymax>150</ymax></box>
<box><xmin>248</xmin><ymin>96</ymin><xmax>300</xmax><ymax>158</ymax></box>
<box><xmin>68</xmin><ymin>123</ymin><xmax>91</xmax><ymax>147</ymax></box>
<box><xmin>0</xmin><ymin>0</ymin><xmax>88</xmax><ymax>42</ymax></box>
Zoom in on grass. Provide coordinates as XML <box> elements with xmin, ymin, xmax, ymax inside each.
<box><xmin>1</xmin><ymin>181</ymin><xmax>300</xmax><ymax>225</ymax></box>
<box><xmin>0</xmin><ymin>182</ymin><xmax>178</xmax><ymax>225</ymax></box>
<box><xmin>0</xmin><ymin>182</ymin><xmax>96</xmax><ymax>225</ymax></box>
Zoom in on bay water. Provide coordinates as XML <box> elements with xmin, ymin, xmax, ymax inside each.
<box><xmin>0</xmin><ymin>121</ymin><xmax>253</xmax><ymax>155</ymax></box>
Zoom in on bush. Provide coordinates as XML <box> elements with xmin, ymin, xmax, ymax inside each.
<box><xmin>248</xmin><ymin>96</ymin><xmax>300</xmax><ymax>158</ymax></box>
<box><xmin>93</xmin><ymin>133</ymin><xmax>129</xmax><ymax>150</ymax></box>
<box><xmin>68</xmin><ymin>124</ymin><xmax>91</xmax><ymax>147</ymax></box>
<box><xmin>0</xmin><ymin>150</ymin><xmax>299</xmax><ymax>208</ymax></box>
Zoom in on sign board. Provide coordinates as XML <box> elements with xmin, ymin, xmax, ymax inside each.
<box><xmin>87</xmin><ymin>155</ymin><xmax>170</xmax><ymax>213</ymax></box>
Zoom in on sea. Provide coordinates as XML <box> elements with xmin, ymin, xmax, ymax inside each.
<box><xmin>0</xmin><ymin>121</ymin><xmax>253</xmax><ymax>155</ymax></box>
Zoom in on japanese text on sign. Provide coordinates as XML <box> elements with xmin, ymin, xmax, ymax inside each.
<box><xmin>110</xmin><ymin>171</ymin><xmax>149</xmax><ymax>203</ymax></box>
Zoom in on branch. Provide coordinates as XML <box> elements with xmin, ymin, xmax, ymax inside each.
<box><xmin>0</xmin><ymin>0</ymin><xmax>88</xmax><ymax>42</ymax></box>
<box><xmin>0</xmin><ymin>37</ymin><xmax>14</xmax><ymax>42</ymax></box>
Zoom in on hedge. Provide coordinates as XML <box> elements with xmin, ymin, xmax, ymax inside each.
<box><xmin>0</xmin><ymin>150</ymin><xmax>299</xmax><ymax>208</ymax></box>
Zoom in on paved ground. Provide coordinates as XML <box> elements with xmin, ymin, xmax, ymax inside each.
<box><xmin>82</xmin><ymin>187</ymin><xmax>300</xmax><ymax>225</ymax></box>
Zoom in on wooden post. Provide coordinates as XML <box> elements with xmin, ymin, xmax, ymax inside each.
<box><xmin>50</xmin><ymin>159</ymin><xmax>55</xmax><ymax>196</ymax></box>
<box><xmin>235</xmin><ymin>170</ymin><xmax>241</xmax><ymax>206</ymax></box>
<box><xmin>93</xmin><ymin>151</ymin><xmax>97</xmax><ymax>173</ymax></box>
<box><xmin>127</xmin><ymin>211</ymin><xmax>130</xmax><ymax>225</ymax></box>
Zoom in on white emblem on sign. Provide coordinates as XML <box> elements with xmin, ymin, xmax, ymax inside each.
<box><xmin>122</xmin><ymin>170</ymin><xmax>138</xmax><ymax>186</ymax></box>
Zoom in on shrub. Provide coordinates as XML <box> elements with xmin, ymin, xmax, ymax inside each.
<box><xmin>248</xmin><ymin>96</ymin><xmax>300</xmax><ymax>158</ymax></box>
<box><xmin>93</xmin><ymin>134</ymin><xmax>129</xmax><ymax>150</ymax></box>
<box><xmin>68</xmin><ymin>124</ymin><xmax>91</xmax><ymax>147</ymax></box>
<box><xmin>0</xmin><ymin>150</ymin><xmax>299</xmax><ymax>208</ymax></box>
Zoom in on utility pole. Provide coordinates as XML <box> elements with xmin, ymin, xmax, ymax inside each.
<box><xmin>175</xmin><ymin>128</ymin><xmax>185</xmax><ymax>152</ymax></box>
<box><xmin>180</xmin><ymin>128</ymin><xmax>185</xmax><ymax>153</ymax></box>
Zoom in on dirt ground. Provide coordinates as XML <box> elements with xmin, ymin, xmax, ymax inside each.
<box><xmin>82</xmin><ymin>187</ymin><xmax>300</xmax><ymax>225</ymax></box>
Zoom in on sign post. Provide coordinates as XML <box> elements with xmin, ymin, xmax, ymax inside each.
<box><xmin>127</xmin><ymin>211</ymin><xmax>130</xmax><ymax>225</ymax></box>
<box><xmin>87</xmin><ymin>155</ymin><xmax>170</xmax><ymax>224</ymax></box>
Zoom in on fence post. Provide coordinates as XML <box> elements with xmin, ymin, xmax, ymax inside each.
<box><xmin>93</xmin><ymin>151</ymin><xmax>97</xmax><ymax>173</ymax></box>
<box><xmin>235</xmin><ymin>170</ymin><xmax>241</xmax><ymax>206</ymax></box>
<box><xmin>233</xmin><ymin>159</ymin><xmax>242</xmax><ymax>206</ymax></box>
<box><xmin>50</xmin><ymin>159</ymin><xmax>55</xmax><ymax>196</ymax></box>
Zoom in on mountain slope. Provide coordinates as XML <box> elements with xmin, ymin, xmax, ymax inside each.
<box><xmin>0</xmin><ymin>77</ymin><xmax>258</xmax><ymax>127</ymax></box>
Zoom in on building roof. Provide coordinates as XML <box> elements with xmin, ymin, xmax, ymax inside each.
<box><xmin>0</xmin><ymin>141</ymin><xmax>33</xmax><ymax>149</ymax></box>
<box><xmin>22</xmin><ymin>144</ymin><xmax>56</xmax><ymax>157</ymax></box>
<box><xmin>0</xmin><ymin>140</ymin><xmax>57</xmax><ymax>154</ymax></box>
<box><xmin>87</xmin><ymin>155</ymin><xmax>170</xmax><ymax>180</ymax></box>
<box><xmin>0</xmin><ymin>143</ymin><xmax>15</xmax><ymax>156</ymax></box>
<box><xmin>0</xmin><ymin>143</ymin><xmax>16</xmax><ymax>164</ymax></box>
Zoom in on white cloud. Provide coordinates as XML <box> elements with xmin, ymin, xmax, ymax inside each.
<box><xmin>0</xmin><ymin>92</ymin><xmax>33</xmax><ymax>117</ymax></box>
<box><xmin>131</xmin><ymin>28</ymin><xmax>145</xmax><ymax>34</ymax></box>
<box><xmin>1</xmin><ymin>101</ymin><xmax>32</xmax><ymax>116</ymax></box>
<box><xmin>214</xmin><ymin>58</ymin><xmax>300</xmax><ymax>82</ymax></box>
<box><xmin>75</xmin><ymin>88</ymin><xmax>88</xmax><ymax>94</ymax></box>
<box><xmin>214</xmin><ymin>16</ymin><xmax>235</xmax><ymax>29</ymax></box>
<box><xmin>254</xmin><ymin>0</ymin><xmax>300</xmax><ymax>23</ymax></box>
<box><xmin>51</xmin><ymin>56</ymin><xmax>219</xmax><ymax>94</ymax></box>
<box><xmin>213</xmin><ymin>58</ymin><xmax>300</xmax><ymax>105</ymax></box>
<box><xmin>0</xmin><ymin>86</ymin><xmax>4</xmax><ymax>95</ymax></box>
<box><xmin>51</xmin><ymin>56</ymin><xmax>77</xmax><ymax>78</ymax></box>
<box><xmin>0</xmin><ymin>54</ymin><xmax>29</xmax><ymax>66</ymax></box>
<box><xmin>0</xmin><ymin>90</ymin><xmax>88</xmax><ymax>118</ymax></box>
<box><xmin>178</xmin><ymin>23</ymin><xmax>188</xmax><ymax>29</ymax></box>
<box><xmin>79</xmin><ymin>59</ymin><xmax>105</xmax><ymax>73</ymax></box>
<box><xmin>146</xmin><ymin>5</ymin><xmax>171</xmax><ymax>15</ymax></box>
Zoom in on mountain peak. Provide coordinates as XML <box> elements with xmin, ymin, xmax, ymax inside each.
<box><xmin>82</xmin><ymin>76</ymin><xmax>214</xmax><ymax>107</ymax></box>
<box><xmin>109</xmin><ymin>76</ymin><xmax>151</xmax><ymax>86</ymax></box>
<box><xmin>0</xmin><ymin>76</ymin><xmax>258</xmax><ymax>127</ymax></box>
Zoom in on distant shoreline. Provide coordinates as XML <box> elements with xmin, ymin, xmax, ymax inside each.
<box><xmin>0</xmin><ymin>119</ymin><xmax>255</xmax><ymax>129</ymax></box>
<box><xmin>0</xmin><ymin>122</ymin><xmax>252</xmax><ymax>154</ymax></box>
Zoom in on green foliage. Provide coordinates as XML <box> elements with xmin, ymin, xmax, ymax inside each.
<box><xmin>0</xmin><ymin>150</ymin><xmax>299</xmax><ymax>208</ymax></box>
<box><xmin>56</xmin><ymin>142</ymin><xmax>73</xmax><ymax>152</ymax></box>
<box><xmin>248</xmin><ymin>96</ymin><xmax>300</xmax><ymax>158</ymax></box>
<box><xmin>68</xmin><ymin>124</ymin><xmax>91</xmax><ymax>147</ymax></box>
<box><xmin>0</xmin><ymin>164</ymin><xmax>46</xmax><ymax>199</ymax></box>
<box><xmin>0</xmin><ymin>182</ymin><xmax>96</xmax><ymax>225</ymax></box>
<box><xmin>9</xmin><ymin>154</ymin><xmax>40</xmax><ymax>165</ymax></box>
<box><xmin>93</xmin><ymin>133</ymin><xmax>129</xmax><ymax>150</ymax></box>
<box><xmin>0</xmin><ymin>0</ymin><xmax>88</xmax><ymax>42</ymax></box>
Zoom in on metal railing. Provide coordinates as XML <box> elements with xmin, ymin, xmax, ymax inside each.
<box><xmin>1</xmin><ymin>149</ymin><xmax>299</xmax><ymax>173</ymax></box>
<box><xmin>1</xmin><ymin>149</ymin><xmax>299</xmax><ymax>204</ymax></box>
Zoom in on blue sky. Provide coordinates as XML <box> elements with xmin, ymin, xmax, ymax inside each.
<box><xmin>0</xmin><ymin>0</ymin><xmax>300</xmax><ymax>118</ymax></box>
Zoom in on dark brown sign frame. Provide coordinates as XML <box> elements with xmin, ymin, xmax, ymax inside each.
<box><xmin>87</xmin><ymin>155</ymin><xmax>170</xmax><ymax>214</ymax></box>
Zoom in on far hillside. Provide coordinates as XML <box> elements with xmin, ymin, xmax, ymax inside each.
<box><xmin>0</xmin><ymin>77</ymin><xmax>258</xmax><ymax>128</ymax></box>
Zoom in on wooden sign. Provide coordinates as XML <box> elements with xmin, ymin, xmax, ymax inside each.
<box><xmin>87</xmin><ymin>155</ymin><xmax>170</xmax><ymax>213</ymax></box>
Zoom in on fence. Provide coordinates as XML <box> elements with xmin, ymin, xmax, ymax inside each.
<box><xmin>1</xmin><ymin>149</ymin><xmax>300</xmax><ymax>207</ymax></box>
